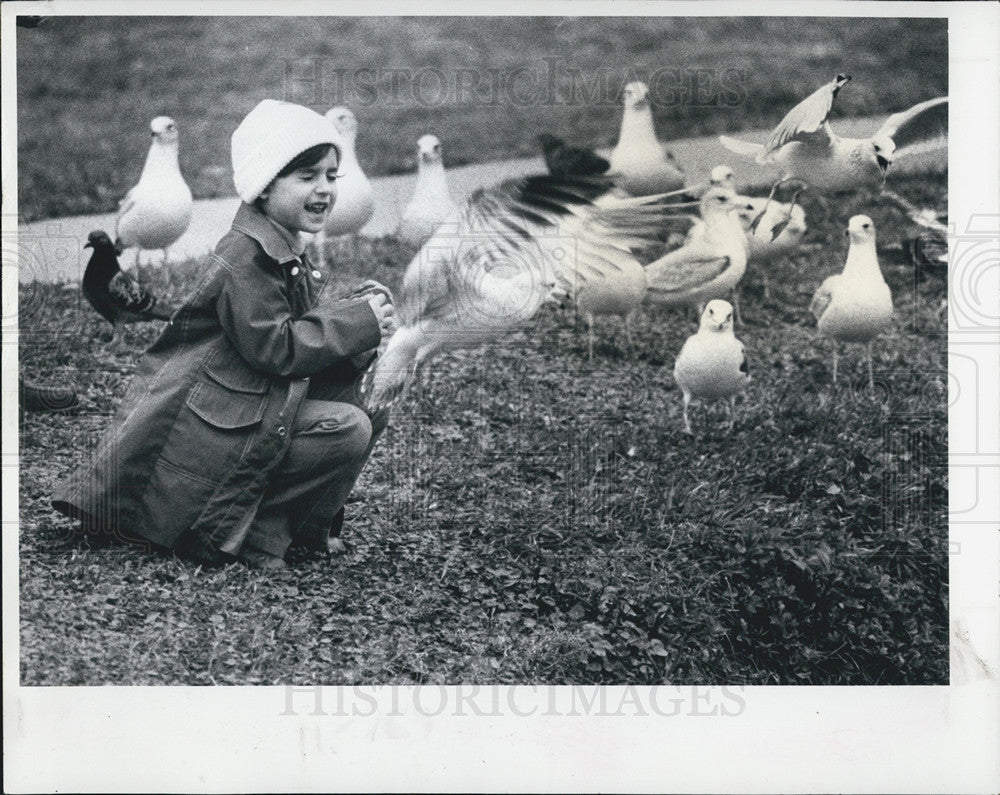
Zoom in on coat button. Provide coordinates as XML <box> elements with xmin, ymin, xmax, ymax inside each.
<box><xmin>290</xmin><ymin>266</ymin><xmax>299</xmax><ymax>276</ymax></box>
<box><xmin>312</xmin><ymin>270</ymin><xmax>322</xmax><ymax>279</ymax></box>
<box><xmin>277</xmin><ymin>426</ymin><xmax>286</xmax><ymax>436</ymax></box>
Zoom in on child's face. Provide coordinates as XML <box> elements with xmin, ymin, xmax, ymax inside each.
<box><xmin>260</xmin><ymin>148</ymin><xmax>340</xmax><ymax>234</ymax></box>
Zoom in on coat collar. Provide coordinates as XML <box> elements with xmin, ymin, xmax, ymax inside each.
<box><xmin>231</xmin><ymin>202</ymin><xmax>305</xmax><ymax>265</ymax></box>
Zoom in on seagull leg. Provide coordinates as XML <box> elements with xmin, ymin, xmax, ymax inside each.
<box><xmin>134</xmin><ymin>249</ymin><xmax>141</xmax><ymax>270</ymax></box>
<box><xmin>731</xmin><ymin>290</ymin><xmax>743</xmax><ymax>326</ymax></box>
<box><xmin>832</xmin><ymin>348</ymin><xmax>839</xmax><ymax>385</ymax></box>
<box><xmin>587</xmin><ymin>316</ymin><xmax>595</xmax><ymax>361</ymax></box>
<box><xmin>727</xmin><ymin>396</ymin><xmax>737</xmax><ymax>430</ymax></box>
<box><xmin>866</xmin><ymin>342</ymin><xmax>875</xmax><ymax>390</ymax></box>
<box><xmin>682</xmin><ymin>392</ymin><xmax>693</xmax><ymax>435</ymax></box>
<box><xmin>622</xmin><ymin>311</ymin><xmax>635</xmax><ymax>358</ymax></box>
<box><xmin>761</xmin><ymin>271</ymin><xmax>771</xmax><ymax>300</ymax></box>
<box><xmin>162</xmin><ymin>247</ymin><xmax>169</xmax><ymax>265</ymax></box>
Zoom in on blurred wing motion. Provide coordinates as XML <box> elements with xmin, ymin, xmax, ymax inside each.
<box><xmin>537</xmin><ymin>133</ymin><xmax>610</xmax><ymax>177</ymax></box>
<box><xmin>365</xmin><ymin>174</ymin><xmax>674</xmax><ymax>411</ymax></box>
<box><xmin>874</xmin><ymin>96</ymin><xmax>948</xmax><ymax>160</ymax></box>
<box><xmin>717</xmin><ymin>135</ymin><xmax>765</xmax><ymax>160</ymax></box>
<box><xmin>762</xmin><ymin>74</ymin><xmax>851</xmax><ymax>157</ymax></box>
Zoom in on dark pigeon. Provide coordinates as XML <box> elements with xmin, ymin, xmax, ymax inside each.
<box><xmin>537</xmin><ymin>133</ymin><xmax>610</xmax><ymax>178</ymax></box>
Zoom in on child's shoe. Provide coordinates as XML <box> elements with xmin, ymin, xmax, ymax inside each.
<box><xmin>239</xmin><ymin>545</ymin><xmax>287</xmax><ymax>570</ymax></box>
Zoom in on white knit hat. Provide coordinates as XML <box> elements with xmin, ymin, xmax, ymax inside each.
<box><xmin>231</xmin><ymin>100</ymin><xmax>343</xmax><ymax>203</ymax></box>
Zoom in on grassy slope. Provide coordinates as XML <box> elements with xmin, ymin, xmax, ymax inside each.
<box><xmin>19</xmin><ymin>174</ymin><xmax>948</xmax><ymax>685</ymax></box>
<box><xmin>16</xmin><ymin>16</ymin><xmax>946</xmax><ymax>220</ymax></box>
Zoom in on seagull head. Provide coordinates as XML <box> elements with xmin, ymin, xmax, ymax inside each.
<box><xmin>84</xmin><ymin>229</ymin><xmax>116</xmax><ymax>251</ymax></box>
<box><xmin>701</xmin><ymin>299</ymin><xmax>735</xmax><ymax>333</ymax></box>
<box><xmin>709</xmin><ymin>165</ymin><xmax>736</xmax><ymax>191</ymax></box>
<box><xmin>847</xmin><ymin>215</ymin><xmax>877</xmax><ymax>245</ymax></box>
<box><xmin>326</xmin><ymin>106</ymin><xmax>358</xmax><ymax>139</ymax></box>
<box><xmin>869</xmin><ymin>135</ymin><xmax>895</xmax><ymax>175</ymax></box>
<box><xmin>417</xmin><ymin>134</ymin><xmax>444</xmax><ymax>165</ymax></box>
<box><xmin>622</xmin><ymin>81</ymin><xmax>650</xmax><ymax>110</ymax></box>
<box><xmin>150</xmin><ymin>116</ymin><xmax>178</xmax><ymax>145</ymax></box>
<box><xmin>700</xmin><ymin>186</ymin><xmax>740</xmax><ymax>217</ymax></box>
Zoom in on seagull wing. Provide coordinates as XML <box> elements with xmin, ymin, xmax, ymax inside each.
<box><xmin>873</xmin><ymin>96</ymin><xmax>948</xmax><ymax>160</ymax></box>
<box><xmin>763</xmin><ymin>75</ymin><xmax>850</xmax><ymax>156</ymax></box>
<box><xmin>809</xmin><ymin>278</ymin><xmax>835</xmax><ymax>322</ymax></box>
<box><xmin>645</xmin><ymin>243</ymin><xmax>730</xmax><ymax>295</ymax></box>
<box><xmin>114</xmin><ymin>188</ymin><xmax>137</xmax><ymax>242</ymax></box>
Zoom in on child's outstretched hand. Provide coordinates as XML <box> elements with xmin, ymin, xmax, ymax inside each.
<box><xmin>366</xmin><ymin>292</ymin><xmax>396</xmax><ymax>336</ymax></box>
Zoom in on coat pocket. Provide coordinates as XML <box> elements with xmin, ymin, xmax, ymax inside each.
<box><xmin>202</xmin><ymin>344</ymin><xmax>270</xmax><ymax>394</ymax></box>
<box><xmin>186</xmin><ymin>380</ymin><xmax>266</xmax><ymax>429</ymax></box>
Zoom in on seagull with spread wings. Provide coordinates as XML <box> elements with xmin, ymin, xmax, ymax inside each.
<box><xmin>719</xmin><ymin>75</ymin><xmax>948</xmax><ymax>193</ymax></box>
<box><xmin>364</xmin><ymin>174</ymin><xmax>678</xmax><ymax>411</ymax></box>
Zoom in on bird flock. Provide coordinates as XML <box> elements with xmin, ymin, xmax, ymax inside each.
<box><xmin>61</xmin><ymin>75</ymin><xmax>947</xmax><ymax>434</ymax></box>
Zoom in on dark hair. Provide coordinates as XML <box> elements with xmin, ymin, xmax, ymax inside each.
<box><xmin>276</xmin><ymin>142</ymin><xmax>338</xmax><ymax>178</ymax></box>
<box><xmin>255</xmin><ymin>143</ymin><xmax>338</xmax><ymax>209</ymax></box>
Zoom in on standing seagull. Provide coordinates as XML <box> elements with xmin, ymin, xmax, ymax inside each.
<box><xmin>83</xmin><ymin>230</ymin><xmax>173</xmax><ymax>342</ymax></box>
<box><xmin>366</xmin><ymin>174</ymin><xmax>676</xmax><ymax>412</ymax></box>
<box><xmin>810</xmin><ymin>215</ymin><xmax>893</xmax><ymax>388</ymax></box>
<box><xmin>537</xmin><ymin>133</ymin><xmax>610</xmax><ymax>178</ymax></box>
<box><xmin>645</xmin><ymin>187</ymin><xmax>749</xmax><ymax>318</ymax></box>
<box><xmin>719</xmin><ymin>75</ymin><xmax>948</xmax><ymax>193</ymax></box>
<box><xmin>608</xmin><ymin>81</ymin><xmax>686</xmax><ymax>196</ymax></box>
<box><xmin>398</xmin><ymin>134</ymin><xmax>458</xmax><ymax>248</ymax></box>
<box><xmin>313</xmin><ymin>106</ymin><xmax>375</xmax><ymax>268</ymax></box>
<box><xmin>115</xmin><ymin>116</ymin><xmax>193</xmax><ymax>266</ymax></box>
<box><xmin>673</xmin><ymin>300</ymin><xmax>750</xmax><ymax>434</ymax></box>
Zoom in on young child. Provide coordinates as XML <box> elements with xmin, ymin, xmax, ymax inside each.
<box><xmin>53</xmin><ymin>100</ymin><xmax>395</xmax><ymax>570</ymax></box>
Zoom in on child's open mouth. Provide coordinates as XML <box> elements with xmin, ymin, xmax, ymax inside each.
<box><xmin>305</xmin><ymin>202</ymin><xmax>329</xmax><ymax>216</ymax></box>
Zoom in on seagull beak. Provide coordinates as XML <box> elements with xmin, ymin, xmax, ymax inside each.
<box><xmin>876</xmin><ymin>155</ymin><xmax>890</xmax><ymax>174</ymax></box>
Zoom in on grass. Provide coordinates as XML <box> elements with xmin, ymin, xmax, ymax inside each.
<box><xmin>15</xmin><ymin>16</ymin><xmax>947</xmax><ymax>221</ymax></box>
<box><xmin>19</xmin><ymin>173</ymin><xmax>949</xmax><ymax>685</ymax></box>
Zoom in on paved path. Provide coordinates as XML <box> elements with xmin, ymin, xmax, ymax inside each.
<box><xmin>15</xmin><ymin>115</ymin><xmax>944</xmax><ymax>284</ymax></box>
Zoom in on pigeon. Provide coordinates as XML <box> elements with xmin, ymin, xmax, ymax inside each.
<box><xmin>608</xmin><ymin>81</ymin><xmax>686</xmax><ymax>196</ymax></box>
<box><xmin>115</xmin><ymin>116</ymin><xmax>193</xmax><ymax>266</ymax></box>
<box><xmin>397</xmin><ymin>134</ymin><xmax>458</xmax><ymax>248</ymax></box>
<box><xmin>673</xmin><ymin>300</ymin><xmax>750</xmax><ymax>434</ymax></box>
<box><xmin>809</xmin><ymin>215</ymin><xmax>893</xmax><ymax>387</ymax></box>
<box><xmin>365</xmin><ymin>174</ymin><xmax>678</xmax><ymax>412</ymax></box>
<box><xmin>83</xmin><ymin>230</ymin><xmax>173</xmax><ymax>342</ymax></box>
<box><xmin>645</xmin><ymin>187</ymin><xmax>749</xmax><ymax>317</ymax></box>
<box><xmin>313</xmin><ymin>106</ymin><xmax>375</xmax><ymax>267</ymax></box>
<box><xmin>719</xmin><ymin>75</ymin><xmax>948</xmax><ymax>193</ymax></box>
<box><xmin>537</xmin><ymin>133</ymin><xmax>610</xmax><ymax>178</ymax></box>
<box><xmin>19</xmin><ymin>378</ymin><xmax>79</xmax><ymax>416</ymax></box>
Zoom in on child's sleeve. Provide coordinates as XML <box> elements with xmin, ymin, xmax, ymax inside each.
<box><xmin>216</xmin><ymin>256</ymin><xmax>381</xmax><ymax>379</ymax></box>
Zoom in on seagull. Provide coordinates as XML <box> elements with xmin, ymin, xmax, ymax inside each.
<box><xmin>608</xmin><ymin>81</ymin><xmax>686</xmax><ymax>196</ymax></box>
<box><xmin>719</xmin><ymin>75</ymin><xmax>948</xmax><ymax>193</ymax></box>
<box><xmin>645</xmin><ymin>186</ymin><xmax>748</xmax><ymax>318</ymax></box>
<box><xmin>537</xmin><ymin>133</ymin><xmax>610</xmax><ymax>178</ymax></box>
<box><xmin>313</xmin><ymin>106</ymin><xmax>375</xmax><ymax>267</ymax></box>
<box><xmin>115</xmin><ymin>116</ymin><xmax>193</xmax><ymax>267</ymax></box>
<box><xmin>397</xmin><ymin>134</ymin><xmax>458</xmax><ymax>248</ymax></box>
<box><xmin>673</xmin><ymin>299</ymin><xmax>750</xmax><ymax>434</ymax></box>
<box><xmin>83</xmin><ymin>230</ymin><xmax>173</xmax><ymax>342</ymax></box>
<box><xmin>572</xmin><ymin>245</ymin><xmax>648</xmax><ymax>360</ymax></box>
<box><xmin>365</xmin><ymin>174</ymin><xmax>678</xmax><ymax>412</ymax></box>
<box><xmin>809</xmin><ymin>215</ymin><xmax>893</xmax><ymax>388</ymax></box>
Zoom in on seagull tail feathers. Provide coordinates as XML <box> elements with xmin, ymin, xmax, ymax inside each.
<box><xmin>365</xmin><ymin>325</ymin><xmax>424</xmax><ymax>413</ymax></box>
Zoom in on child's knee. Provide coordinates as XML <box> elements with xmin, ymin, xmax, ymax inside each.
<box><xmin>341</xmin><ymin>405</ymin><xmax>373</xmax><ymax>458</ymax></box>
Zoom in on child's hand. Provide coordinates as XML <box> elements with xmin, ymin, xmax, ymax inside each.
<box><xmin>367</xmin><ymin>292</ymin><xmax>396</xmax><ymax>335</ymax></box>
